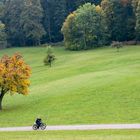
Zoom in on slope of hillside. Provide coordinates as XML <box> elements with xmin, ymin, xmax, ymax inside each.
<box><xmin>0</xmin><ymin>45</ymin><xmax>140</xmax><ymax>127</ymax></box>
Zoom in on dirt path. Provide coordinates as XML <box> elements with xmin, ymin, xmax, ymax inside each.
<box><xmin>0</xmin><ymin>124</ymin><xmax>140</xmax><ymax>132</ymax></box>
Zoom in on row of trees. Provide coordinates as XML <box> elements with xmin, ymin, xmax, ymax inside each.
<box><xmin>103</xmin><ymin>0</ymin><xmax>140</xmax><ymax>41</ymax></box>
<box><xmin>62</xmin><ymin>0</ymin><xmax>140</xmax><ymax>50</ymax></box>
<box><xmin>0</xmin><ymin>0</ymin><xmax>101</xmax><ymax>47</ymax></box>
<box><xmin>41</xmin><ymin>0</ymin><xmax>102</xmax><ymax>43</ymax></box>
<box><xmin>0</xmin><ymin>0</ymin><xmax>140</xmax><ymax>48</ymax></box>
<box><xmin>0</xmin><ymin>0</ymin><xmax>45</xmax><ymax>46</ymax></box>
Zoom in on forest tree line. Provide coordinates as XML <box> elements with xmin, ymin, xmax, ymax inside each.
<box><xmin>0</xmin><ymin>0</ymin><xmax>140</xmax><ymax>48</ymax></box>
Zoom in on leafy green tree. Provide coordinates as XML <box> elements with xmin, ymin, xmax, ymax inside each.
<box><xmin>135</xmin><ymin>1</ymin><xmax>140</xmax><ymax>41</ymax></box>
<box><xmin>61</xmin><ymin>12</ymin><xmax>77</xmax><ymax>50</ymax></box>
<box><xmin>62</xmin><ymin>3</ymin><xmax>108</xmax><ymax>50</ymax></box>
<box><xmin>0</xmin><ymin>22</ymin><xmax>7</xmax><ymax>49</ymax></box>
<box><xmin>20</xmin><ymin>0</ymin><xmax>46</xmax><ymax>46</ymax></box>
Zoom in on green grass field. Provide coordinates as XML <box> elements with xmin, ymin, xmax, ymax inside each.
<box><xmin>0</xmin><ymin>45</ymin><xmax>140</xmax><ymax>127</ymax></box>
<box><xmin>0</xmin><ymin>130</ymin><xmax>140</xmax><ymax>140</ymax></box>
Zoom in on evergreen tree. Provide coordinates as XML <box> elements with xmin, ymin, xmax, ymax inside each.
<box><xmin>101</xmin><ymin>0</ymin><xmax>135</xmax><ymax>41</ymax></box>
<box><xmin>66</xmin><ymin>0</ymin><xmax>76</xmax><ymax>13</ymax></box>
<box><xmin>0</xmin><ymin>1</ymin><xmax>4</xmax><ymax>20</ymax></box>
<box><xmin>41</xmin><ymin>0</ymin><xmax>52</xmax><ymax>42</ymax></box>
<box><xmin>20</xmin><ymin>0</ymin><xmax>46</xmax><ymax>46</ymax></box>
<box><xmin>121</xmin><ymin>0</ymin><xmax>135</xmax><ymax>40</ymax></box>
<box><xmin>52</xmin><ymin>0</ymin><xmax>67</xmax><ymax>42</ymax></box>
<box><xmin>41</xmin><ymin>0</ymin><xmax>67</xmax><ymax>43</ymax></box>
<box><xmin>3</xmin><ymin>0</ymin><xmax>24</xmax><ymax>46</ymax></box>
<box><xmin>136</xmin><ymin>1</ymin><xmax>140</xmax><ymax>41</ymax></box>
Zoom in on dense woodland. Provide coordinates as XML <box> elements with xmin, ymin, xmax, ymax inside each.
<box><xmin>0</xmin><ymin>0</ymin><xmax>140</xmax><ymax>49</ymax></box>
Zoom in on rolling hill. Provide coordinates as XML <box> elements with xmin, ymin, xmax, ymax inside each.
<box><xmin>0</xmin><ymin>45</ymin><xmax>140</xmax><ymax>127</ymax></box>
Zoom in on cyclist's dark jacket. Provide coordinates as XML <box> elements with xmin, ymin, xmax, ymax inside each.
<box><xmin>36</xmin><ymin>118</ymin><xmax>42</xmax><ymax>126</ymax></box>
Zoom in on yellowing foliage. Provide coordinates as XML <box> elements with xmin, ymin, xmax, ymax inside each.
<box><xmin>0</xmin><ymin>53</ymin><xmax>31</xmax><ymax>95</ymax></box>
<box><xmin>95</xmin><ymin>5</ymin><xmax>102</xmax><ymax>13</ymax></box>
<box><xmin>62</xmin><ymin>12</ymin><xmax>76</xmax><ymax>32</ymax></box>
<box><xmin>0</xmin><ymin>23</ymin><xmax>5</xmax><ymax>30</ymax></box>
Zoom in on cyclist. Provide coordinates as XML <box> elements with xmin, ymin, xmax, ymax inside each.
<box><xmin>35</xmin><ymin>117</ymin><xmax>42</xmax><ymax>128</ymax></box>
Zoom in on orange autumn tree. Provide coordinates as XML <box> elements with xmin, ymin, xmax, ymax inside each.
<box><xmin>0</xmin><ymin>53</ymin><xmax>31</xmax><ymax>110</ymax></box>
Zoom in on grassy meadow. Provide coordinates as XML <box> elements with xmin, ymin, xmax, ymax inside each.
<box><xmin>0</xmin><ymin>130</ymin><xmax>140</xmax><ymax>140</ymax></box>
<box><xmin>0</xmin><ymin>45</ymin><xmax>140</xmax><ymax>127</ymax></box>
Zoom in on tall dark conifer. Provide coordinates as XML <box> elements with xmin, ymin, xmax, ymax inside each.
<box><xmin>101</xmin><ymin>0</ymin><xmax>135</xmax><ymax>41</ymax></box>
<box><xmin>20</xmin><ymin>0</ymin><xmax>46</xmax><ymax>45</ymax></box>
<box><xmin>136</xmin><ymin>1</ymin><xmax>140</xmax><ymax>40</ymax></box>
<box><xmin>3</xmin><ymin>0</ymin><xmax>24</xmax><ymax>46</ymax></box>
<box><xmin>41</xmin><ymin>0</ymin><xmax>67</xmax><ymax>42</ymax></box>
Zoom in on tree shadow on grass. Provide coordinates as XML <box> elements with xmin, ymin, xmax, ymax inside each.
<box><xmin>1</xmin><ymin>104</ymin><xmax>27</xmax><ymax>113</ymax></box>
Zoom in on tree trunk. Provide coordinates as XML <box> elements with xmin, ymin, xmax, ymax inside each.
<box><xmin>83</xmin><ymin>27</ymin><xmax>87</xmax><ymax>50</ymax></box>
<box><xmin>0</xmin><ymin>91</ymin><xmax>5</xmax><ymax>110</ymax></box>
<box><xmin>49</xmin><ymin>62</ymin><xmax>51</xmax><ymax>67</ymax></box>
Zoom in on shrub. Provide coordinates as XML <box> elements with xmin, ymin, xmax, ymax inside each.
<box><xmin>44</xmin><ymin>46</ymin><xmax>55</xmax><ymax>67</ymax></box>
<box><xmin>111</xmin><ymin>41</ymin><xmax>123</xmax><ymax>52</ymax></box>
